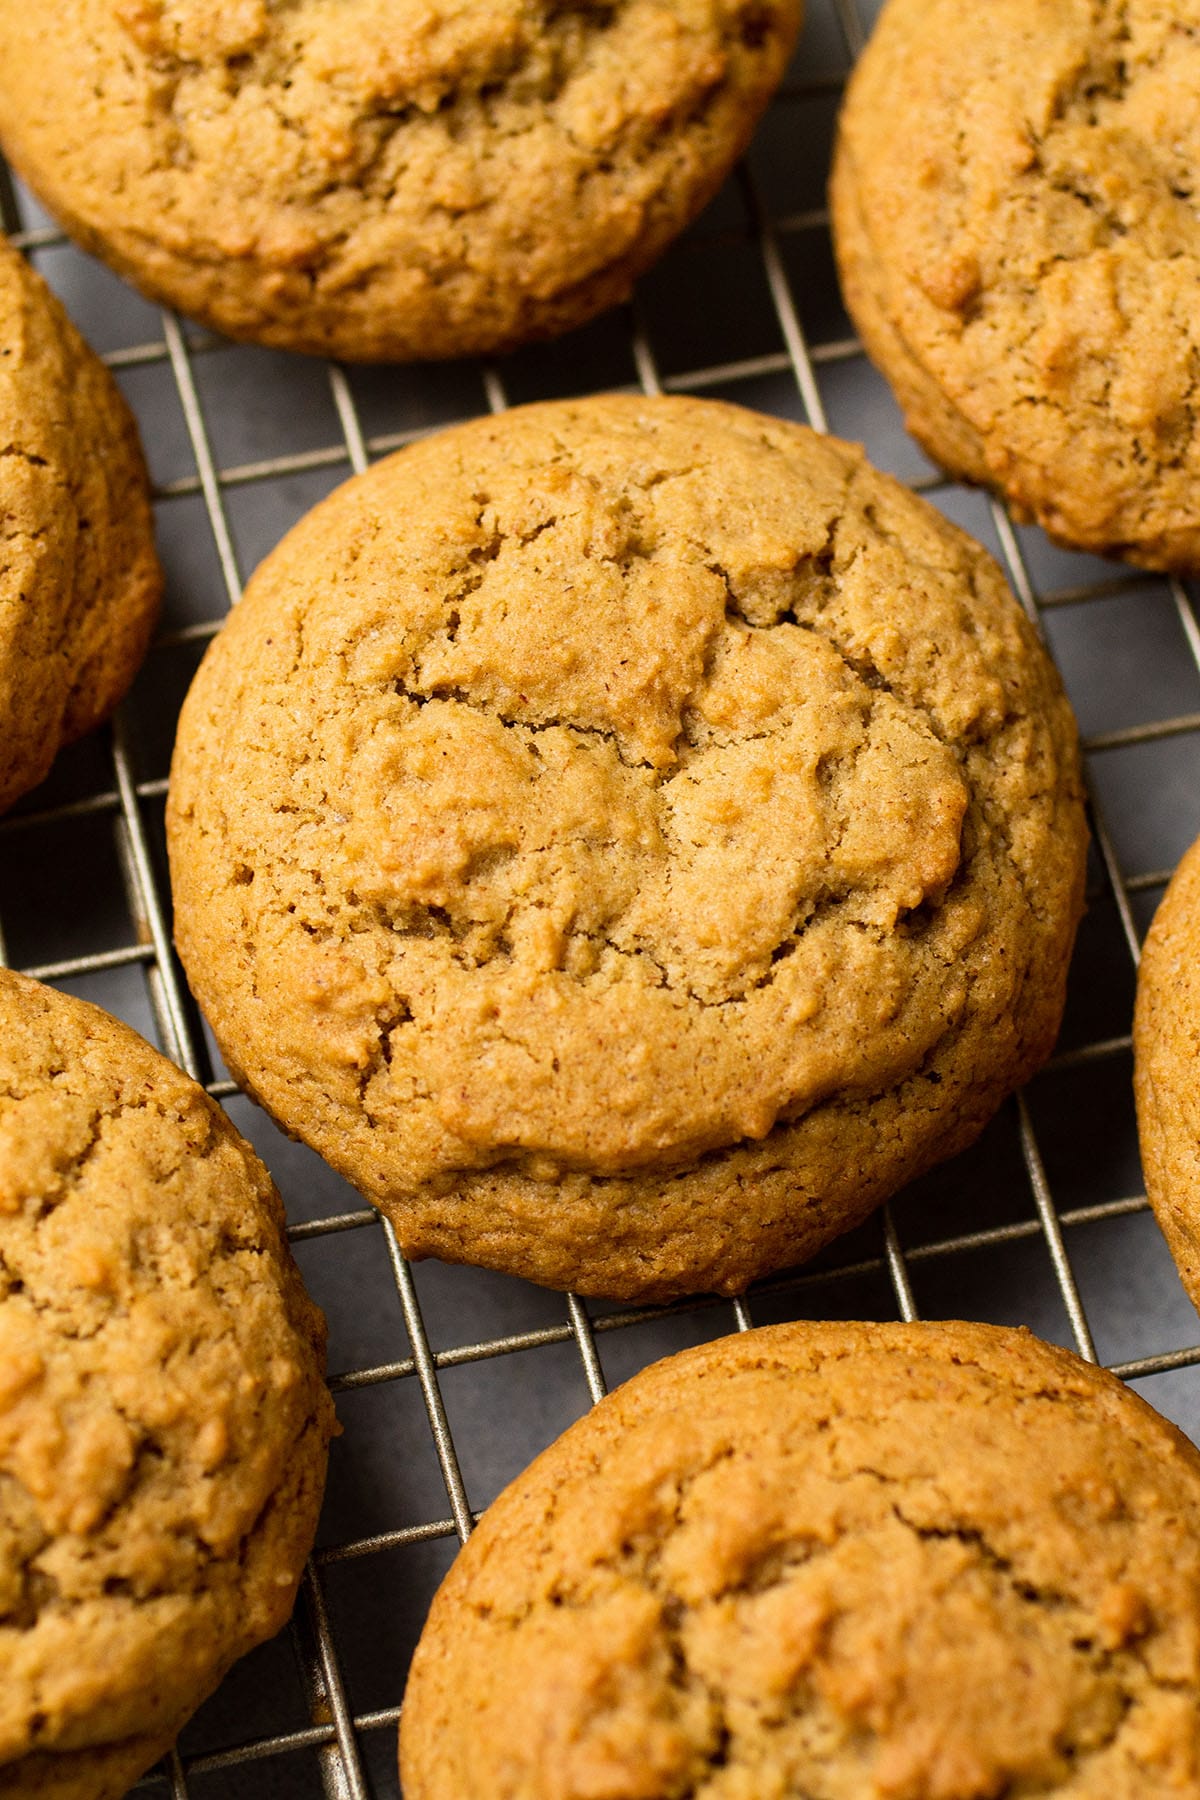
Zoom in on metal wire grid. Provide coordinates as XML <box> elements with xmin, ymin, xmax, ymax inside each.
<box><xmin>1</xmin><ymin>0</ymin><xmax>1199</xmax><ymax>1791</ymax></box>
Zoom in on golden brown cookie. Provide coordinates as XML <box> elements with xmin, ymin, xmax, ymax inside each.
<box><xmin>832</xmin><ymin>0</ymin><xmax>1200</xmax><ymax>572</ymax></box>
<box><xmin>401</xmin><ymin>1319</ymin><xmax>1200</xmax><ymax>1799</ymax></box>
<box><xmin>166</xmin><ymin>393</ymin><xmax>1086</xmax><ymax>1302</ymax></box>
<box><xmin>0</xmin><ymin>970</ymin><xmax>336</xmax><ymax>1800</ymax></box>
<box><xmin>0</xmin><ymin>237</ymin><xmax>161</xmax><ymax>814</ymax></box>
<box><xmin>0</xmin><ymin>0</ymin><xmax>801</xmax><ymax>363</ymax></box>
<box><xmin>1135</xmin><ymin>830</ymin><xmax>1200</xmax><ymax>1316</ymax></box>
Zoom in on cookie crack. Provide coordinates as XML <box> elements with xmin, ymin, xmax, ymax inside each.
<box><xmin>138</xmin><ymin>0</ymin><xmax>745</xmax><ymax>278</ymax></box>
<box><xmin>521</xmin><ymin>1438</ymin><xmax>1168</xmax><ymax>1793</ymax></box>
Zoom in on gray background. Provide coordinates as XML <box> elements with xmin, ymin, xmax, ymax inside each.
<box><xmin>2</xmin><ymin>0</ymin><xmax>1200</xmax><ymax>1793</ymax></box>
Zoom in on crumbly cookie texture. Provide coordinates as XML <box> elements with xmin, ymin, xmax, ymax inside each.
<box><xmin>1135</xmin><ymin>831</ymin><xmax>1200</xmax><ymax>1315</ymax></box>
<box><xmin>0</xmin><ymin>970</ymin><xmax>336</xmax><ymax>1800</ymax></box>
<box><xmin>0</xmin><ymin>237</ymin><xmax>161</xmax><ymax>814</ymax></box>
<box><xmin>0</xmin><ymin>0</ymin><xmax>800</xmax><ymax>362</ymax></box>
<box><xmin>401</xmin><ymin>1319</ymin><xmax>1200</xmax><ymax>1799</ymax></box>
<box><xmin>832</xmin><ymin>0</ymin><xmax>1200</xmax><ymax>571</ymax></box>
<box><xmin>167</xmin><ymin>394</ymin><xmax>1086</xmax><ymax>1301</ymax></box>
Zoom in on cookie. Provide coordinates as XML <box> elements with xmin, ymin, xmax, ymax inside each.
<box><xmin>0</xmin><ymin>236</ymin><xmax>161</xmax><ymax>814</ymax></box>
<box><xmin>166</xmin><ymin>393</ymin><xmax>1086</xmax><ymax>1302</ymax></box>
<box><xmin>0</xmin><ymin>0</ymin><xmax>801</xmax><ymax>363</ymax></box>
<box><xmin>0</xmin><ymin>970</ymin><xmax>336</xmax><ymax>1800</ymax></box>
<box><xmin>401</xmin><ymin>1319</ymin><xmax>1200</xmax><ymax>1798</ymax></box>
<box><xmin>832</xmin><ymin>0</ymin><xmax>1200</xmax><ymax>572</ymax></box>
<box><xmin>1135</xmin><ymin>830</ymin><xmax>1200</xmax><ymax>1316</ymax></box>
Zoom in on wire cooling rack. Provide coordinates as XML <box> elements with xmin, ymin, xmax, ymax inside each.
<box><xmin>3</xmin><ymin>0</ymin><xmax>1200</xmax><ymax>1793</ymax></box>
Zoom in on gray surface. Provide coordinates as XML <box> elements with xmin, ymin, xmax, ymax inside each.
<box><xmin>2</xmin><ymin>0</ymin><xmax>1199</xmax><ymax>1792</ymax></box>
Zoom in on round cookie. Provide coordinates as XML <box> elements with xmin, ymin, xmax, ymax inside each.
<box><xmin>0</xmin><ymin>970</ymin><xmax>336</xmax><ymax>1800</ymax></box>
<box><xmin>1135</xmin><ymin>829</ymin><xmax>1200</xmax><ymax>1314</ymax></box>
<box><xmin>166</xmin><ymin>393</ymin><xmax>1087</xmax><ymax>1302</ymax></box>
<box><xmin>0</xmin><ymin>236</ymin><xmax>161</xmax><ymax>814</ymax></box>
<box><xmin>0</xmin><ymin>0</ymin><xmax>801</xmax><ymax>363</ymax></box>
<box><xmin>832</xmin><ymin>0</ymin><xmax>1200</xmax><ymax>572</ymax></box>
<box><xmin>401</xmin><ymin>1319</ymin><xmax>1200</xmax><ymax>1798</ymax></box>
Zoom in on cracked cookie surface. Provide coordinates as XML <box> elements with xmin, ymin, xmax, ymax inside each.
<box><xmin>1135</xmin><ymin>830</ymin><xmax>1200</xmax><ymax>1318</ymax></box>
<box><xmin>0</xmin><ymin>0</ymin><xmax>800</xmax><ymax>361</ymax></box>
<box><xmin>832</xmin><ymin>0</ymin><xmax>1200</xmax><ymax>571</ymax></box>
<box><xmin>0</xmin><ymin>236</ymin><xmax>161</xmax><ymax>814</ymax></box>
<box><xmin>401</xmin><ymin>1319</ymin><xmax>1200</xmax><ymax>1799</ymax></box>
<box><xmin>0</xmin><ymin>970</ymin><xmax>335</xmax><ymax>1800</ymax></box>
<box><xmin>167</xmin><ymin>393</ymin><xmax>1086</xmax><ymax>1300</ymax></box>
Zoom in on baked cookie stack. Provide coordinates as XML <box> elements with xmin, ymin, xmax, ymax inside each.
<box><xmin>402</xmin><ymin>1322</ymin><xmax>1200</xmax><ymax>1797</ymax></box>
<box><xmin>833</xmin><ymin>0</ymin><xmax>1200</xmax><ymax>569</ymax></box>
<box><xmin>0</xmin><ymin>0</ymin><xmax>801</xmax><ymax>361</ymax></box>
<box><xmin>0</xmin><ymin>972</ymin><xmax>335</xmax><ymax>1800</ymax></box>
<box><xmin>166</xmin><ymin>393</ymin><xmax>1087</xmax><ymax>1300</ymax></box>
<box><xmin>1136</xmin><ymin>832</ymin><xmax>1200</xmax><ymax>1314</ymax></box>
<box><xmin>0</xmin><ymin>236</ymin><xmax>160</xmax><ymax>813</ymax></box>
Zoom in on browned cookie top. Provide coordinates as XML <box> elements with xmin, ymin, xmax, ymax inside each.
<box><xmin>0</xmin><ymin>236</ymin><xmax>161</xmax><ymax>813</ymax></box>
<box><xmin>0</xmin><ymin>971</ymin><xmax>335</xmax><ymax>1798</ymax></box>
<box><xmin>401</xmin><ymin>1320</ymin><xmax>1200</xmax><ymax>1798</ymax></box>
<box><xmin>167</xmin><ymin>395</ymin><xmax>1086</xmax><ymax>1300</ymax></box>
<box><xmin>1135</xmin><ymin>830</ymin><xmax>1200</xmax><ymax>1316</ymax></box>
<box><xmin>833</xmin><ymin>0</ymin><xmax>1200</xmax><ymax>571</ymax></box>
<box><xmin>0</xmin><ymin>0</ymin><xmax>800</xmax><ymax>361</ymax></box>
